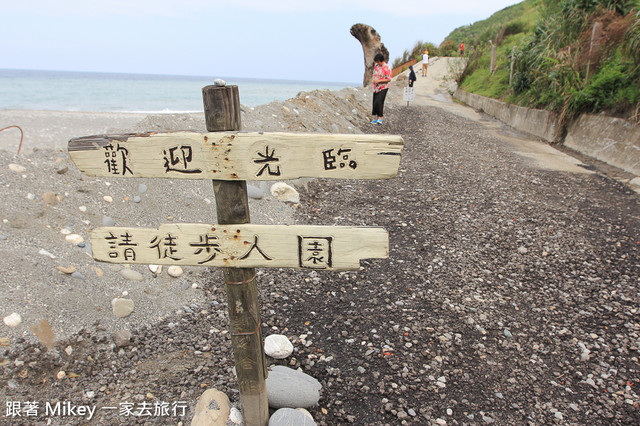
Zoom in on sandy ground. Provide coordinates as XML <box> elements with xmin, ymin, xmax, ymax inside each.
<box><xmin>0</xmin><ymin>110</ymin><xmax>151</xmax><ymax>151</ymax></box>
<box><xmin>0</xmin><ymin>83</ymin><xmax>377</xmax><ymax>345</ymax></box>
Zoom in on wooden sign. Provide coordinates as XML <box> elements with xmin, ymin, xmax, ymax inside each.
<box><xmin>68</xmin><ymin>131</ymin><xmax>404</xmax><ymax>181</ymax></box>
<box><xmin>90</xmin><ymin>224</ymin><xmax>388</xmax><ymax>271</ymax></box>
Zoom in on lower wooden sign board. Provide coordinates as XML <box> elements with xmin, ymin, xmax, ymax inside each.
<box><xmin>68</xmin><ymin>131</ymin><xmax>403</xmax><ymax>181</ymax></box>
<box><xmin>90</xmin><ymin>224</ymin><xmax>389</xmax><ymax>271</ymax></box>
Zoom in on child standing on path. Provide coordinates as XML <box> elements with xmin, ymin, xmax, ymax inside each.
<box><xmin>371</xmin><ymin>53</ymin><xmax>391</xmax><ymax>125</ymax></box>
<box><xmin>408</xmin><ymin>65</ymin><xmax>417</xmax><ymax>87</ymax></box>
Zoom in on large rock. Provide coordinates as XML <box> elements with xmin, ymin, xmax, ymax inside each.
<box><xmin>265</xmin><ymin>365</ymin><xmax>322</xmax><ymax>409</ymax></box>
<box><xmin>191</xmin><ymin>388</ymin><xmax>230</xmax><ymax>426</ymax></box>
<box><xmin>350</xmin><ymin>23</ymin><xmax>390</xmax><ymax>87</ymax></box>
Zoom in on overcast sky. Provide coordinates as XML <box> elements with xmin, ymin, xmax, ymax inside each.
<box><xmin>1</xmin><ymin>0</ymin><xmax>522</xmax><ymax>83</ymax></box>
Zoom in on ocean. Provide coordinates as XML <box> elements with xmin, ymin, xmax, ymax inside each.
<box><xmin>0</xmin><ymin>69</ymin><xmax>358</xmax><ymax>113</ymax></box>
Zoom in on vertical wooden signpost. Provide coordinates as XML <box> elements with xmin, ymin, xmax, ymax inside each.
<box><xmin>203</xmin><ymin>84</ymin><xmax>268</xmax><ymax>424</ymax></box>
<box><xmin>68</xmin><ymin>84</ymin><xmax>403</xmax><ymax>426</ymax></box>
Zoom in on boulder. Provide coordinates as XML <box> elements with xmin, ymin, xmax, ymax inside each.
<box><xmin>265</xmin><ymin>365</ymin><xmax>321</xmax><ymax>409</ymax></box>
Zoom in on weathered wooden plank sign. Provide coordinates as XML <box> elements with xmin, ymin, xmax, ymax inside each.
<box><xmin>90</xmin><ymin>224</ymin><xmax>389</xmax><ymax>271</ymax></box>
<box><xmin>68</xmin><ymin>131</ymin><xmax>403</xmax><ymax>181</ymax></box>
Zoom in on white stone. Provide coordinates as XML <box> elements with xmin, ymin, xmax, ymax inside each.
<box><xmin>167</xmin><ymin>265</ymin><xmax>183</xmax><ymax>277</ymax></box>
<box><xmin>65</xmin><ymin>234</ymin><xmax>84</xmax><ymax>245</ymax></box>
<box><xmin>79</xmin><ymin>206</ymin><xmax>87</xmax><ymax>212</ymax></box>
<box><xmin>264</xmin><ymin>334</ymin><xmax>294</xmax><ymax>359</ymax></box>
<box><xmin>228</xmin><ymin>407</ymin><xmax>243</xmax><ymax>424</ymax></box>
<box><xmin>269</xmin><ymin>408</ymin><xmax>317</xmax><ymax>425</ymax></box>
<box><xmin>8</xmin><ymin>164</ymin><xmax>25</xmax><ymax>173</ymax></box>
<box><xmin>39</xmin><ymin>249</ymin><xmax>57</xmax><ymax>259</ymax></box>
<box><xmin>103</xmin><ymin>195</ymin><xmax>113</xmax><ymax>203</ymax></box>
<box><xmin>56</xmin><ymin>371</ymin><xmax>66</xmax><ymax>380</ymax></box>
<box><xmin>3</xmin><ymin>313</ymin><xmax>22</xmax><ymax>328</ymax></box>
<box><xmin>149</xmin><ymin>264</ymin><xmax>162</xmax><ymax>274</ymax></box>
<box><xmin>270</xmin><ymin>182</ymin><xmax>300</xmax><ymax>203</ymax></box>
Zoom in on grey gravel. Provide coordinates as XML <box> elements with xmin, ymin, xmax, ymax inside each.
<box><xmin>1</xmin><ymin>64</ymin><xmax>639</xmax><ymax>425</ymax></box>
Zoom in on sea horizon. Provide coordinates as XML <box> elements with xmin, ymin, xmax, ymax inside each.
<box><xmin>0</xmin><ymin>68</ymin><xmax>360</xmax><ymax>113</ymax></box>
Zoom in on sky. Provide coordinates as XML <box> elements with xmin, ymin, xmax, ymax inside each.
<box><xmin>0</xmin><ymin>0</ymin><xmax>523</xmax><ymax>84</ymax></box>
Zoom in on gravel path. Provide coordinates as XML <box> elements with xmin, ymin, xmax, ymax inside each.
<box><xmin>2</xmin><ymin>83</ymin><xmax>640</xmax><ymax>424</ymax></box>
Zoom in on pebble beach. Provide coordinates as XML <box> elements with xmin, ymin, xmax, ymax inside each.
<box><xmin>2</xmin><ymin>59</ymin><xmax>640</xmax><ymax>425</ymax></box>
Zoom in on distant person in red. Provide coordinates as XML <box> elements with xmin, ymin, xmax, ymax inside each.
<box><xmin>460</xmin><ymin>42</ymin><xmax>465</xmax><ymax>56</ymax></box>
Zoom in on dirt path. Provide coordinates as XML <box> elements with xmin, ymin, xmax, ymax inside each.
<box><xmin>390</xmin><ymin>57</ymin><xmax>592</xmax><ymax>175</ymax></box>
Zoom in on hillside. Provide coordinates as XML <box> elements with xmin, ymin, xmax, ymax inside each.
<box><xmin>445</xmin><ymin>0</ymin><xmax>640</xmax><ymax>122</ymax></box>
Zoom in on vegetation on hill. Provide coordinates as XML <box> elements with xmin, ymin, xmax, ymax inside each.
<box><xmin>452</xmin><ymin>0</ymin><xmax>640</xmax><ymax>122</ymax></box>
<box><xmin>392</xmin><ymin>0</ymin><xmax>640</xmax><ymax>122</ymax></box>
<box><xmin>391</xmin><ymin>1</ymin><xmax>540</xmax><ymax>69</ymax></box>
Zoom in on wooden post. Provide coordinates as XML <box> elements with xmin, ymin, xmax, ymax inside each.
<box><xmin>586</xmin><ymin>21</ymin><xmax>603</xmax><ymax>83</ymax></box>
<box><xmin>509</xmin><ymin>46</ymin><xmax>516</xmax><ymax>86</ymax></box>
<box><xmin>202</xmin><ymin>84</ymin><xmax>269</xmax><ymax>426</ymax></box>
<box><xmin>490</xmin><ymin>40</ymin><xmax>497</xmax><ymax>75</ymax></box>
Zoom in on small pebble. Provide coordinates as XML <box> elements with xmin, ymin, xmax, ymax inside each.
<box><xmin>71</xmin><ymin>271</ymin><xmax>85</xmax><ymax>280</ymax></box>
<box><xmin>3</xmin><ymin>313</ymin><xmax>22</xmax><ymax>328</ymax></box>
<box><xmin>9</xmin><ymin>164</ymin><xmax>25</xmax><ymax>173</ymax></box>
<box><xmin>167</xmin><ymin>265</ymin><xmax>183</xmax><ymax>277</ymax></box>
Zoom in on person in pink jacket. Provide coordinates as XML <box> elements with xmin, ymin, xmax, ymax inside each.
<box><xmin>371</xmin><ymin>53</ymin><xmax>392</xmax><ymax>125</ymax></box>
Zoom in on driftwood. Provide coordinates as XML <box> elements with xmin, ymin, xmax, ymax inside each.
<box><xmin>350</xmin><ymin>23</ymin><xmax>389</xmax><ymax>87</ymax></box>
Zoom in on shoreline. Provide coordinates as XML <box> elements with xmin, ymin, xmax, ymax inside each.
<box><xmin>0</xmin><ymin>84</ymin><xmax>374</xmax><ymax>152</ymax></box>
